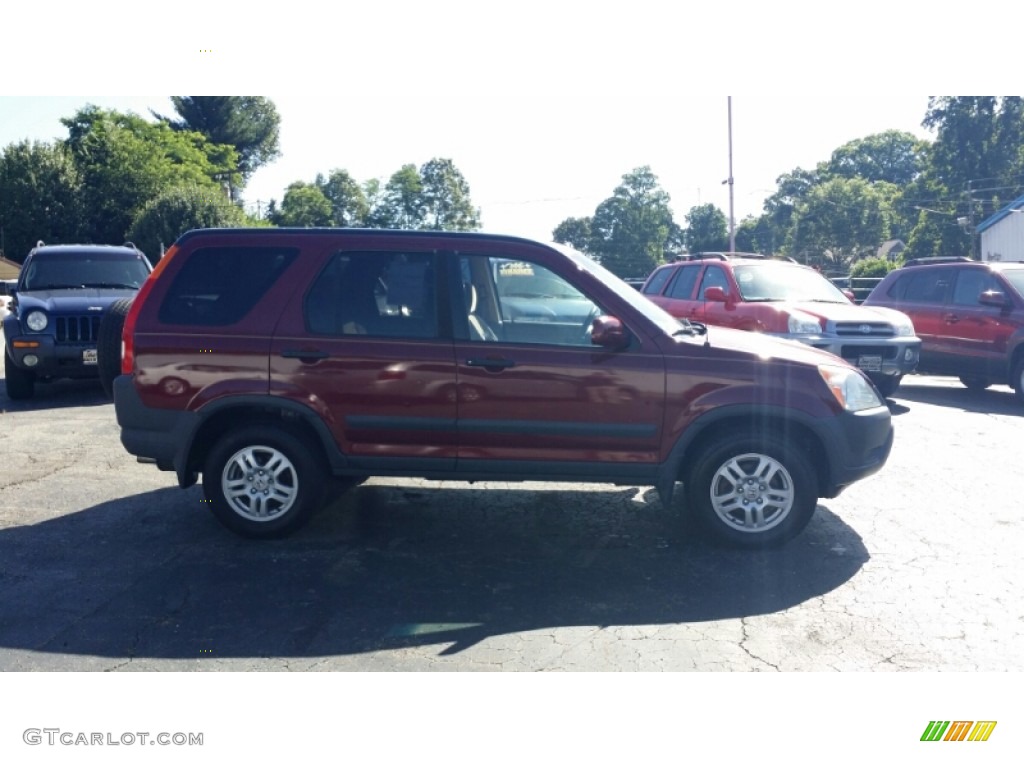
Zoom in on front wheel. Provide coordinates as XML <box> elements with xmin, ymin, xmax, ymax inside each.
<box><xmin>203</xmin><ymin>426</ymin><xmax>327</xmax><ymax>538</ymax></box>
<box><xmin>685</xmin><ymin>435</ymin><xmax>818</xmax><ymax>549</ymax></box>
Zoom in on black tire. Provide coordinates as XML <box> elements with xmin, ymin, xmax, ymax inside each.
<box><xmin>1013</xmin><ymin>357</ymin><xmax>1024</xmax><ymax>406</ymax></box>
<box><xmin>4</xmin><ymin>347</ymin><xmax>35</xmax><ymax>400</ymax></box>
<box><xmin>685</xmin><ymin>434</ymin><xmax>818</xmax><ymax>549</ymax></box>
<box><xmin>871</xmin><ymin>374</ymin><xmax>902</xmax><ymax>398</ymax></box>
<box><xmin>202</xmin><ymin>425</ymin><xmax>327</xmax><ymax>539</ymax></box>
<box><xmin>959</xmin><ymin>375</ymin><xmax>991</xmax><ymax>392</ymax></box>
<box><xmin>98</xmin><ymin>297</ymin><xmax>133</xmax><ymax>400</ymax></box>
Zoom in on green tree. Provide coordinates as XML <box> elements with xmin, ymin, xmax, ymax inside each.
<box><xmin>420</xmin><ymin>158</ymin><xmax>480</xmax><ymax>231</ymax></box>
<box><xmin>371</xmin><ymin>164</ymin><xmax>424</xmax><ymax>229</ymax></box>
<box><xmin>316</xmin><ymin>169</ymin><xmax>369</xmax><ymax>227</ymax></box>
<box><xmin>684</xmin><ymin>204</ymin><xmax>729</xmax><ymax>253</ymax></box>
<box><xmin>587</xmin><ymin>166</ymin><xmax>678</xmax><ymax>277</ymax></box>
<box><xmin>850</xmin><ymin>256</ymin><xmax>899</xmax><ymax>278</ymax></box>
<box><xmin>62</xmin><ymin>106</ymin><xmax>238</xmax><ymax>245</ymax></box>
<box><xmin>158</xmin><ymin>97</ymin><xmax>281</xmax><ymax>183</ymax></box>
<box><xmin>824</xmin><ymin>131</ymin><xmax>929</xmax><ymax>185</ymax></box>
<box><xmin>552</xmin><ymin>216</ymin><xmax>593</xmax><ymax>252</ymax></box>
<box><xmin>0</xmin><ymin>140</ymin><xmax>83</xmax><ymax>261</ymax></box>
<box><xmin>127</xmin><ymin>185</ymin><xmax>250</xmax><ymax>262</ymax></box>
<box><xmin>269</xmin><ymin>182</ymin><xmax>333</xmax><ymax>227</ymax></box>
<box><xmin>785</xmin><ymin>177</ymin><xmax>897</xmax><ymax>269</ymax></box>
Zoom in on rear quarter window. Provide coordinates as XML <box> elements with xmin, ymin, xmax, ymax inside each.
<box><xmin>642</xmin><ymin>267</ymin><xmax>673</xmax><ymax>296</ymax></box>
<box><xmin>157</xmin><ymin>246</ymin><xmax>298</xmax><ymax>326</ymax></box>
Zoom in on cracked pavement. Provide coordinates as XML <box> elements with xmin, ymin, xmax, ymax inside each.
<box><xmin>1</xmin><ymin>344</ymin><xmax>1022</xmax><ymax>671</ymax></box>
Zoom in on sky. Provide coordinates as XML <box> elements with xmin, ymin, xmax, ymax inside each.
<box><xmin>0</xmin><ymin>93</ymin><xmax>934</xmax><ymax>242</ymax></box>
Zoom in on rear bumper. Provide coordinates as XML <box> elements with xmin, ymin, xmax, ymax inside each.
<box><xmin>114</xmin><ymin>375</ymin><xmax>197</xmax><ymax>479</ymax></box>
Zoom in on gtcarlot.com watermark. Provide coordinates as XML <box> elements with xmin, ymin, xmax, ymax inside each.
<box><xmin>23</xmin><ymin>728</ymin><xmax>203</xmax><ymax>747</ymax></box>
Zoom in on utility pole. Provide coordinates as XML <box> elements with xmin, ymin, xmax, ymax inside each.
<box><xmin>727</xmin><ymin>96</ymin><xmax>736</xmax><ymax>252</ymax></box>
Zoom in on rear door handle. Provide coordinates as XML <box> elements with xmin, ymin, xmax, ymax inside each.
<box><xmin>943</xmin><ymin>314</ymin><xmax>959</xmax><ymax>324</ymax></box>
<box><xmin>282</xmin><ymin>348</ymin><xmax>329</xmax><ymax>361</ymax></box>
<box><xmin>466</xmin><ymin>357</ymin><xmax>516</xmax><ymax>371</ymax></box>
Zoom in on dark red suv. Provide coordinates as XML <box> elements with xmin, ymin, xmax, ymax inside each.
<box><xmin>111</xmin><ymin>229</ymin><xmax>894</xmax><ymax>548</ymax></box>
<box><xmin>862</xmin><ymin>257</ymin><xmax>1024</xmax><ymax>401</ymax></box>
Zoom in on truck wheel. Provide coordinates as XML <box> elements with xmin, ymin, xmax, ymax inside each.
<box><xmin>203</xmin><ymin>425</ymin><xmax>327</xmax><ymax>539</ymax></box>
<box><xmin>4</xmin><ymin>347</ymin><xmax>35</xmax><ymax>400</ymax></box>
<box><xmin>98</xmin><ymin>297</ymin><xmax>133</xmax><ymax>400</ymax></box>
<box><xmin>959</xmin><ymin>375</ymin><xmax>990</xmax><ymax>392</ymax></box>
<box><xmin>685</xmin><ymin>434</ymin><xmax>818</xmax><ymax>549</ymax></box>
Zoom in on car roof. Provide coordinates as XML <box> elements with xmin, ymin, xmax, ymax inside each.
<box><xmin>29</xmin><ymin>243</ymin><xmax>144</xmax><ymax>257</ymax></box>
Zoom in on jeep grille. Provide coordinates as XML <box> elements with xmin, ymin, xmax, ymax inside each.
<box><xmin>56</xmin><ymin>316</ymin><xmax>102</xmax><ymax>343</ymax></box>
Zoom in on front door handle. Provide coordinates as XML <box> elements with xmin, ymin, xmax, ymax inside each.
<box><xmin>282</xmin><ymin>348</ymin><xmax>329</xmax><ymax>362</ymax></box>
<box><xmin>466</xmin><ymin>357</ymin><xmax>516</xmax><ymax>371</ymax></box>
<box><xmin>943</xmin><ymin>314</ymin><xmax>960</xmax><ymax>324</ymax></box>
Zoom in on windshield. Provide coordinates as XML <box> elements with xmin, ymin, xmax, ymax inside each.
<box><xmin>21</xmin><ymin>252</ymin><xmax>151</xmax><ymax>291</ymax></box>
<box><xmin>733</xmin><ymin>263</ymin><xmax>850</xmax><ymax>303</ymax></box>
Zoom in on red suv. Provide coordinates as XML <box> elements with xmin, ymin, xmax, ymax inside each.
<box><xmin>641</xmin><ymin>254</ymin><xmax>921</xmax><ymax>396</ymax></box>
<box><xmin>862</xmin><ymin>257</ymin><xmax>1024</xmax><ymax>401</ymax></box>
<box><xmin>110</xmin><ymin>229</ymin><xmax>893</xmax><ymax>548</ymax></box>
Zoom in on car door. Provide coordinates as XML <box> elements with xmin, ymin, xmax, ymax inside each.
<box><xmin>945</xmin><ymin>267</ymin><xmax>1016</xmax><ymax>380</ymax></box>
<box><xmin>690</xmin><ymin>265</ymin><xmax>733</xmax><ymax>326</ymax></box>
<box><xmin>269</xmin><ymin>248</ymin><xmax>459</xmax><ymax>467</ymax></box>
<box><xmin>451</xmin><ymin>250</ymin><xmax>666</xmax><ymax>471</ymax></box>
<box><xmin>889</xmin><ymin>267</ymin><xmax>955</xmax><ymax>372</ymax></box>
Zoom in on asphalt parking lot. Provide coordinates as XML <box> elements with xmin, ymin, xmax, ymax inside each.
<box><xmin>1</xmin><ymin>343</ymin><xmax>1022</xmax><ymax>672</ymax></box>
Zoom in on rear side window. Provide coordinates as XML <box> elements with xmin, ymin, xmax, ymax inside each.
<box><xmin>667</xmin><ymin>265</ymin><xmax>701</xmax><ymax>299</ymax></box>
<box><xmin>642</xmin><ymin>267</ymin><xmax>673</xmax><ymax>296</ymax></box>
<box><xmin>890</xmin><ymin>269</ymin><xmax>951</xmax><ymax>303</ymax></box>
<box><xmin>158</xmin><ymin>246</ymin><xmax>297</xmax><ymax>326</ymax></box>
<box><xmin>304</xmin><ymin>251</ymin><xmax>438</xmax><ymax>338</ymax></box>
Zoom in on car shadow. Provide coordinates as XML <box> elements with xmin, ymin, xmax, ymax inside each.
<box><xmin>0</xmin><ymin>482</ymin><xmax>869</xmax><ymax>662</ymax></box>
<box><xmin>0</xmin><ymin>375</ymin><xmax>108</xmax><ymax>411</ymax></box>
<box><xmin>891</xmin><ymin>379</ymin><xmax>1021</xmax><ymax>417</ymax></box>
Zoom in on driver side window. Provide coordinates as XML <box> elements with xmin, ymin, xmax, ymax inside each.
<box><xmin>459</xmin><ymin>254</ymin><xmax>605</xmax><ymax>347</ymax></box>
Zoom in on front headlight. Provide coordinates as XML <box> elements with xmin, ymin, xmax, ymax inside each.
<box><xmin>25</xmin><ymin>310</ymin><xmax>48</xmax><ymax>332</ymax></box>
<box><xmin>894</xmin><ymin>319</ymin><xmax>915</xmax><ymax>337</ymax></box>
<box><xmin>787</xmin><ymin>311</ymin><xmax>822</xmax><ymax>335</ymax></box>
<box><xmin>818</xmin><ymin>364</ymin><xmax>883</xmax><ymax>412</ymax></box>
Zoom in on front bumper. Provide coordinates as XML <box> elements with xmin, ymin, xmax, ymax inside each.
<box><xmin>5</xmin><ymin>335</ymin><xmax>99</xmax><ymax>377</ymax></box>
<box><xmin>790</xmin><ymin>335</ymin><xmax>921</xmax><ymax>378</ymax></box>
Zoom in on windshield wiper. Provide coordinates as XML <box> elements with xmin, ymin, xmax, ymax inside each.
<box><xmin>81</xmin><ymin>282</ymin><xmax>139</xmax><ymax>289</ymax></box>
<box><xmin>673</xmin><ymin>318</ymin><xmax>707</xmax><ymax>337</ymax></box>
<box><xmin>26</xmin><ymin>284</ymin><xmax>84</xmax><ymax>290</ymax></box>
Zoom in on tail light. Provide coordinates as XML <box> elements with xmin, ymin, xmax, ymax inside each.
<box><xmin>122</xmin><ymin>245</ymin><xmax>178</xmax><ymax>375</ymax></box>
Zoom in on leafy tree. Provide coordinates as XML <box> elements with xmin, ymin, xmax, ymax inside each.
<box><xmin>0</xmin><ymin>140</ymin><xmax>83</xmax><ymax>261</ymax></box>
<box><xmin>62</xmin><ymin>106</ymin><xmax>238</xmax><ymax>245</ymax></box>
<box><xmin>420</xmin><ymin>158</ymin><xmax>480</xmax><ymax>231</ymax></box>
<box><xmin>157</xmin><ymin>97</ymin><xmax>281</xmax><ymax>183</ymax></box>
<box><xmin>585</xmin><ymin>166</ymin><xmax>679</xmax><ymax>277</ymax></box>
<box><xmin>127</xmin><ymin>185</ymin><xmax>250</xmax><ymax>262</ymax></box>
<box><xmin>552</xmin><ymin>216</ymin><xmax>593</xmax><ymax>252</ymax></box>
<box><xmin>684</xmin><ymin>204</ymin><xmax>729</xmax><ymax>253</ymax></box>
<box><xmin>370</xmin><ymin>164</ymin><xmax>424</xmax><ymax>229</ymax></box>
<box><xmin>734</xmin><ymin>214</ymin><xmax>782</xmax><ymax>255</ymax></box>
<box><xmin>785</xmin><ymin>177</ymin><xmax>897</xmax><ymax>268</ymax></box>
<box><xmin>850</xmin><ymin>256</ymin><xmax>899</xmax><ymax>278</ymax></box>
<box><xmin>824</xmin><ymin>131</ymin><xmax>929</xmax><ymax>185</ymax></box>
<box><xmin>317</xmin><ymin>169</ymin><xmax>369</xmax><ymax>227</ymax></box>
<box><xmin>269</xmin><ymin>182</ymin><xmax>333</xmax><ymax>227</ymax></box>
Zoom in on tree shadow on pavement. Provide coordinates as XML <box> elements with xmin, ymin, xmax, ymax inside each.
<box><xmin>0</xmin><ymin>482</ymin><xmax>869</xmax><ymax>664</ymax></box>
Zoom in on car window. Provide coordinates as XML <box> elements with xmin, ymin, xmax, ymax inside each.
<box><xmin>951</xmin><ymin>269</ymin><xmax>1001</xmax><ymax>306</ymax></box>
<box><xmin>304</xmin><ymin>251</ymin><xmax>438</xmax><ymax>338</ymax></box>
<box><xmin>158</xmin><ymin>246</ymin><xmax>297</xmax><ymax>326</ymax></box>
<box><xmin>899</xmin><ymin>269</ymin><xmax>951</xmax><ymax>304</ymax></box>
<box><xmin>21</xmin><ymin>252</ymin><xmax>150</xmax><ymax>291</ymax></box>
<box><xmin>698</xmin><ymin>265</ymin><xmax>730</xmax><ymax>297</ymax></box>
<box><xmin>459</xmin><ymin>254</ymin><xmax>604</xmax><ymax>346</ymax></box>
<box><xmin>666</xmin><ymin>265</ymin><xmax>701</xmax><ymax>299</ymax></box>
<box><xmin>642</xmin><ymin>267</ymin><xmax>673</xmax><ymax>296</ymax></box>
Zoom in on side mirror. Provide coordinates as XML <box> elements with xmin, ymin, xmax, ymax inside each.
<box><xmin>591</xmin><ymin>316</ymin><xmax>629</xmax><ymax>349</ymax></box>
<box><xmin>979</xmin><ymin>290</ymin><xmax>1011</xmax><ymax>309</ymax></box>
<box><xmin>842</xmin><ymin>289</ymin><xmax>857</xmax><ymax>303</ymax></box>
<box><xmin>703</xmin><ymin>286</ymin><xmax>729</xmax><ymax>303</ymax></box>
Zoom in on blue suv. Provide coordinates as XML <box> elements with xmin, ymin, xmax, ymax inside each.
<box><xmin>3</xmin><ymin>242</ymin><xmax>151</xmax><ymax>400</ymax></box>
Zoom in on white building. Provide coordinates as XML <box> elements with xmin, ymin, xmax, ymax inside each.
<box><xmin>977</xmin><ymin>194</ymin><xmax>1024</xmax><ymax>262</ymax></box>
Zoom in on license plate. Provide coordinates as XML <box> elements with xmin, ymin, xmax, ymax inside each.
<box><xmin>83</xmin><ymin>349</ymin><xmax>98</xmax><ymax>365</ymax></box>
<box><xmin>857</xmin><ymin>355</ymin><xmax>882</xmax><ymax>372</ymax></box>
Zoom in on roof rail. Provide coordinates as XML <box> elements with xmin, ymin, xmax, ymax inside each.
<box><xmin>902</xmin><ymin>256</ymin><xmax>974</xmax><ymax>267</ymax></box>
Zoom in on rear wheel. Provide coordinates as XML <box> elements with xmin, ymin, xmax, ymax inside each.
<box><xmin>1013</xmin><ymin>357</ymin><xmax>1024</xmax><ymax>405</ymax></box>
<box><xmin>98</xmin><ymin>297</ymin><xmax>133</xmax><ymax>400</ymax></box>
<box><xmin>959</xmin><ymin>375</ymin><xmax>991</xmax><ymax>392</ymax></box>
<box><xmin>203</xmin><ymin>425</ymin><xmax>327</xmax><ymax>538</ymax></box>
<box><xmin>4</xmin><ymin>348</ymin><xmax>35</xmax><ymax>400</ymax></box>
<box><xmin>685</xmin><ymin>434</ymin><xmax>818</xmax><ymax>549</ymax></box>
